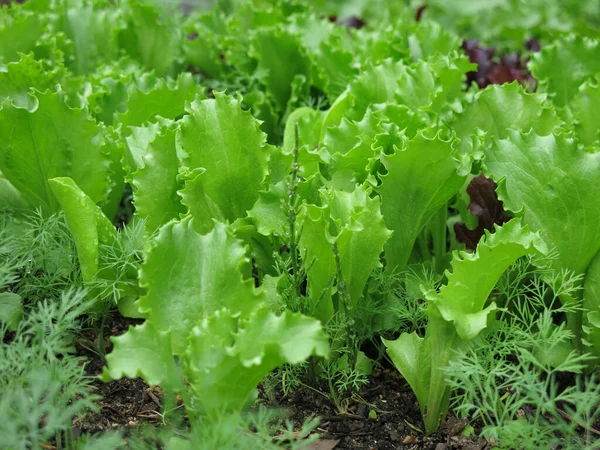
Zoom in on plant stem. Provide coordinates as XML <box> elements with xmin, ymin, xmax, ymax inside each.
<box><xmin>432</xmin><ymin>204</ymin><xmax>448</xmax><ymax>275</ymax></box>
<box><xmin>288</xmin><ymin>122</ymin><xmax>302</xmax><ymax>302</ymax></box>
<box><xmin>333</xmin><ymin>242</ymin><xmax>357</xmax><ymax>371</ymax></box>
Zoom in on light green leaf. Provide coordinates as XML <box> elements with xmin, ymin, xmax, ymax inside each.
<box><xmin>485</xmin><ymin>130</ymin><xmax>600</xmax><ymax>276</ymax></box>
<box><xmin>131</xmin><ymin>126</ymin><xmax>185</xmax><ymax>233</ymax></box>
<box><xmin>48</xmin><ymin>177</ymin><xmax>117</xmax><ymax>283</ymax></box>
<box><xmin>382</xmin><ymin>332</ymin><xmax>431</xmax><ymax>412</ymax></box>
<box><xmin>0</xmin><ymin>53</ymin><xmax>61</xmax><ymax>109</ymax></box>
<box><xmin>137</xmin><ymin>217</ymin><xmax>264</xmax><ymax>354</ymax></box>
<box><xmin>123</xmin><ymin>121</ymin><xmax>164</xmax><ymax>174</ymax></box>
<box><xmin>0</xmin><ymin>292</ymin><xmax>23</xmax><ymax>331</ymax></box>
<box><xmin>60</xmin><ymin>1</ymin><xmax>122</xmax><ymax>74</ymax></box>
<box><xmin>247</xmin><ymin>181</ymin><xmax>288</xmax><ymax>237</ymax></box>
<box><xmin>451</xmin><ymin>82</ymin><xmax>562</xmax><ymax>154</ymax></box>
<box><xmin>378</xmin><ymin>132</ymin><xmax>469</xmax><ymax>273</ymax></box>
<box><xmin>0</xmin><ymin>173</ymin><xmax>30</xmax><ymax>211</ymax></box>
<box><xmin>299</xmin><ymin>185</ymin><xmax>392</xmax><ymax>323</ymax></box>
<box><xmin>530</xmin><ymin>35</ymin><xmax>600</xmax><ymax>108</ymax></box>
<box><xmin>103</xmin><ymin>321</ymin><xmax>180</xmax><ymax>389</ymax></box>
<box><xmin>0</xmin><ymin>90</ymin><xmax>111</xmax><ymax>215</ymax></box>
<box><xmin>394</xmin><ymin>53</ymin><xmax>474</xmax><ymax>123</ymax></box>
<box><xmin>348</xmin><ymin>59</ymin><xmax>406</xmax><ymax>121</ymax></box>
<box><xmin>184</xmin><ymin>306</ymin><xmax>328</xmax><ymax>414</ymax></box>
<box><xmin>119</xmin><ymin>0</ymin><xmax>180</xmax><ymax>76</ymax></box>
<box><xmin>583</xmin><ymin>250</ymin><xmax>600</xmax><ymax>352</ymax></box>
<box><xmin>249</xmin><ymin>25</ymin><xmax>312</xmax><ymax>111</ymax></box>
<box><xmin>426</xmin><ymin>220</ymin><xmax>546</xmax><ymax>340</ymax></box>
<box><xmin>117</xmin><ymin>73</ymin><xmax>204</xmax><ymax>127</ymax></box>
<box><xmin>178</xmin><ymin>92</ymin><xmax>270</xmax><ymax>229</ymax></box>
<box><xmin>0</xmin><ymin>11</ymin><xmax>44</xmax><ymax>64</ymax></box>
<box><xmin>572</xmin><ymin>76</ymin><xmax>600</xmax><ymax>148</ymax></box>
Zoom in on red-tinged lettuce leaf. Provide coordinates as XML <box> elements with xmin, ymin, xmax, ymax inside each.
<box><xmin>427</xmin><ymin>220</ymin><xmax>547</xmax><ymax>340</ymax></box>
<box><xmin>0</xmin><ymin>90</ymin><xmax>112</xmax><ymax>215</ymax></box>
<box><xmin>299</xmin><ymin>185</ymin><xmax>392</xmax><ymax>324</ymax></box>
<box><xmin>485</xmin><ymin>130</ymin><xmax>600</xmax><ymax>277</ymax></box>
<box><xmin>451</xmin><ymin>82</ymin><xmax>562</xmax><ymax>155</ymax></box>
<box><xmin>131</xmin><ymin>126</ymin><xmax>185</xmax><ymax>233</ymax></box>
<box><xmin>102</xmin><ymin>321</ymin><xmax>180</xmax><ymax>390</ymax></box>
<box><xmin>378</xmin><ymin>132</ymin><xmax>470</xmax><ymax>273</ymax></box>
<box><xmin>48</xmin><ymin>177</ymin><xmax>117</xmax><ymax>284</ymax></box>
<box><xmin>117</xmin><ymin>73</ymin><xmax>205</xmax><ymax>127</ymax></box>
<box><xmin>136</xmin><ymin>217</ymin><xmax>264</xmax><ymax>354</ymax></box>
<box><xmin>178</xmin><ymin>92</ymin><xmax>270</xmax><ymax>233</ymax></box>
<box><xmin>454</xmin><ymin>174</ymin><xmax>511</xmax><ymax>250</ymax></box>
<box><xmin>184</xmin><ymin>306</ymin><xmax>329</xmax><ymax>415</ymax></box>
<box><xmin>529</xmin><ymin>35</ymin><xmax>600</xmax><ymax>108</ymax></box>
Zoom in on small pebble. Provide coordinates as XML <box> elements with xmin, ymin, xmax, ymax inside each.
<box><xmin>435</xmin><ymin>444</ymin><xmax>447</xmax><ymax>450</ymax></box>
<box><xmin>402</xmin><ymin>435</ymin><xmax>416</xmax><ymax>444</ymax></box>
<box><xmin>389</xmin><ymin>429</ymin><xmax>399</xmax><ymax>441</ymax></box>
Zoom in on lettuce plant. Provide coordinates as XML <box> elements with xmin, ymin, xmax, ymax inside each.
<box><xmin>383</xmin><ymin>220</ymin><xmax>547</xmax><ymax>433</ymax></box>
<box><xmin>102</xmin><ymin>216</ymin><xmax>329</xmax><ymax>427</ymax></box>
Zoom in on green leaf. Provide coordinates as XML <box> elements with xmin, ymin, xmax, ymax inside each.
<box><xmin>485</xmin><ymin>130</ymin><xmax>600</xmax><ymax>276</ymax></box>
<box><xmin>182</xmin><ymin>10</ymin><xmax>228</xmax><ymax>79</ymax></box>
<box><xmin>426</xmin><ymin>220</ymin><xmax>546</xmax><ymax>340</ymax></box>
<box><xmin>572</xmin><ymin>76</ymin><xmax>600</xmax><ymax>148</ymax></box>
<box><xmin>247</xmin><ymin>181</ymin><xmax>288</xmax><ymax>237</ymax></box>
<box><xmin>0</xmin><ymin>53</ymin><xmax>61</xmax><ymax>109</ymax></box>
<box><xmin>378</xmin><ymin>132</ymin><xmax>469</xmax><ymax>273</ymax></box>
<box><xmin>131</xmin><ymin>126</ymin><xmax>185</xmax><ymax>233</ymax></box>
<box><xmin>60</xmin><ymin>1</ymin><xmax>122</xmax><ymax>74</ymax></box>
<box><xmin>382</xmin><ymin>332</ymin><xmax>431</xmax><ymax>413</ymax></box>
<box><xmin>451</xmin><ymin>82</ymin><xmax>562</xmax><ymax>154</ymax></box>
<box><xmin>249</xmin><ymin>25</ymin><xmax>312</xmax><ymax>111</ymax></box>
<box><xmin>323</xmin><ymin>109</ymin><xmax>390</xmax><ymax>188</ymax></box>
<box><xmin>48</xmin><ymin>177</ymin><xmax>117</xmax><ymax>283</ymax></box>
<box><xmin>0</xmin><ymin>11</ymin><xmax>45</xmax><ymax>64</ymax></box>
<box><xmin>347</xmin><ymin>59</ymin><xmax>405</xmax><ymax>121</ymax></box>
<box><xmin>394</xmin><ymin>53</ymin><xmax>475</xmax><ymax>124</ymax></box>
<box><xmin>119</xmin><ymin>0</ymin><xmax>180</xmax><ymax>76</ymax></box>
<box><xmin>530</xmin><ymin>35</ymin><xmax>600</xmax><ymax>108</ymax></box>
<box><xmin>184</xmin><ymin>306</ymin><xmax>328</xmax><ymax>414</ymax></box>
<box><xmin>178</xmin><ymin>92</ymin><xmax>270</xmax><ymax>230</ymax></box>
<box><xmin>117</xmin><ymin>73</ymin><xmax>204</xmax><ymax>127</ymax></box>
<box><xmin>0</xmin><ymin>173</ymin><xmax>30</xmax><ymax>211</ymax></box>
<box><xmin>137</xmin><ymin>217</ymin><xmax>264</xmax><ymax>354</ymax></box>
<box><xmin>0</xmin><ymin>292</ymin><xmax>23</xmax><ymax>331</ymax></box>
<box><xmin>103</xmin><ymin>321</ymin><xmax>180</xmax><ymax>390</ymax></box>
<box><xmin>0</xmin><ymin>90</ymin><xmax>111</xmax><ymax>215</ymax></box>
<box><xmin>299</xmin><ymin>185</ymin><xmax>392</xmax><ymax>323</ymax></box>
<box><xmin>583</xmin><ymin>250</ymin><xmax>600</xmax><ymax>353</ymax></box>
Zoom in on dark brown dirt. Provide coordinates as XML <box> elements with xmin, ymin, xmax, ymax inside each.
<box><xmin>73</xmin><ymin>313</ymin><xmax>161</xmax><ymax>438</ymax></box>
<box><xmin>263</xmin><ymin>368</ymin><xmax>486</xmax><ymax>450</ymax></box>
<box><xmin>72</xmin><ymin>312</ymin><xmax>487</xmax><ymax>449</ymax></box>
